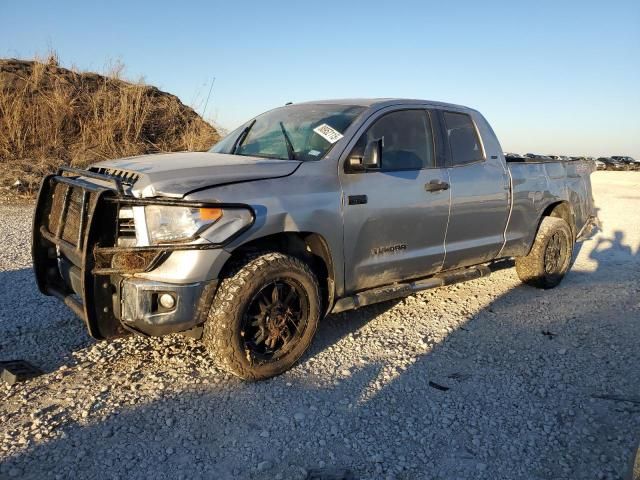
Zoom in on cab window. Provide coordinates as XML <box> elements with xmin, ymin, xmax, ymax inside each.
<box><xmin>350</xmin><ymin>110</ymin><xmax>435</xmax><ymax>170</ymax></box>
<box><xmin>443</xmin><ymin>112</ymin><xmax>484</xmax><ymax>166</ymax></box>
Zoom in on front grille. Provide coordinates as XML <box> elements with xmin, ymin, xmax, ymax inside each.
<box><xmin>89</xmin><ymin>167</ymin><xmax>139</xmax><ymax>186</ymax></box>
<box><xmin>118</xmin><ymin>217</ymin><xmax>136</xmax><ymax>236</ymax></box>
<box><xmin>116</xmin><ymin>207</ymin><xmax>137</xmax><ymax>246</ymax></box>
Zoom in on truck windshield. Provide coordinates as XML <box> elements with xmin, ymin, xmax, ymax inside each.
<box><xmin>209</xmin><ymin>104</ymin><xmax>365</xmax><ymax>161</ymax></box>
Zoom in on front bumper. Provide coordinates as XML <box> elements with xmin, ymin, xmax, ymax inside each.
<box><xmin>120</xmin><ymin>278</ymin><xmax>217</xmax><ymax>336</ymax></box>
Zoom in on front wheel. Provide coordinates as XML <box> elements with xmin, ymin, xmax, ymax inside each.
<box><xmin>203</xmin><ymin>252</ymin><xmax>320</xmax><ymax>380</ymax></box>
<box><xmin>516</xmin><ymin>216</ymin><xmax>574</xmax><ymax>289</ymax></box>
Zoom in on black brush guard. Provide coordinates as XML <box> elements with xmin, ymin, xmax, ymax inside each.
<box><xmin>32</xmin><ymin>167</ymin><xmax>125</xmax><ymax>339</ymax></box>
<box><xmin>32</xmin><ymin>167</ymin><xmax>254</xmax><ymax>340</ymax></box>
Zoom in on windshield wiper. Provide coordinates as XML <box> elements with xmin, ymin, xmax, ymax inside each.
<box><xmin>279</xmin><ymin>122</ymin><xmax>297</xmax><ymax>160</ymax></box>
<box><xmin>232</xmin><ymin>119</ymin><xmax>256</xmax><ymax>154</ymax></box>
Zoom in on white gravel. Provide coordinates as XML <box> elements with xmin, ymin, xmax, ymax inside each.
<box><xmin>1</xmin><ymin>171</ymin><xmax>639</xmax><ymax>480</ymax></box>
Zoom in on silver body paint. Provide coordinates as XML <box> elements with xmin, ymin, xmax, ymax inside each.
<box><xmin>92</xmin><ymin>98</ymin><xmax>597</xmax><ymax>330</ymax></box>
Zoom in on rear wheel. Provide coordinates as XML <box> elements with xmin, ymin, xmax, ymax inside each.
<box><xmin>516</xmin><ymin>217</ymin><xmax>574</xmax><ymax>289</ymax></box>
<box><xmin>203</xmin><ymin>252</ymin><xmax>320</xmax><ymax>380</ymax></box>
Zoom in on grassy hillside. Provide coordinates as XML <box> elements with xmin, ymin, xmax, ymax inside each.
<box><xmin>0</xmin><ymin>56</ymin><xmax>220</xmax><ymax>194</ymax></box>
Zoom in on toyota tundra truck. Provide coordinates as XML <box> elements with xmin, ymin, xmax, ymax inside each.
<box><xmin>32</xmin><ymin>98</ymin><xmax>599</xmax><ymax>380</ymax></box>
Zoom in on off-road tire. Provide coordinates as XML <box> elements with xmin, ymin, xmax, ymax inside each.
<box><xmin>203</xmin><ymin>252</ymin><xmax>320</xmax><ymax>380</ymax></box>
<box><xmin>516</xmin><ymin>216</ymin><xmax>574</xmax><ymax>289</ymax></box>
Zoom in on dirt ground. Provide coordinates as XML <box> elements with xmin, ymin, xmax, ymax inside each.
<box><xmin>0</xmin><ymin>171</ymin><xmax>639</xmax><ymax>480</ymax></box>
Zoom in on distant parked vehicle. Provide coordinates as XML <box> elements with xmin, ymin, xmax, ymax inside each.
<box><xmin>547</xmin><ymin>155</ymin><xmax>571</xmax><ymax>161</ymax></box>
<box><xmin>611</xmin><ymin>156</ymin><xmax>638</xmax><ymax>171</ymax></box>
<box><xmin>599</xmin><ymin>157</ymin><xmax>625</xmax><ymax>171</ymax></box>
<box><xmin>611</xmin><ymin>156</ymin><xmax>634</xmax><ymax>164</ymax></box>
<box><xmin>504</xmin><ymin>152</ymin><xmax>525</xmax><ymax>161</ymax></box>
<box><xmin>595</xmin><ymin>159</ymin><xmax>607</xmax><ymax>170</ymax></box>
<box><xmin>525</xmin><ymin>153</ymin><xmax>553</xmax><ymax>161</ymax></box>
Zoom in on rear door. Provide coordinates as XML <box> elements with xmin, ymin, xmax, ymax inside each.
<box><xmin>340</xmin><ymin>108</ymin><xmax>451</xmax><ymax>293</ymax></box>
<box><xmin>438</xmin><ymin>110</ymin><xmax>510</xmax><ymax>269</ymax></box>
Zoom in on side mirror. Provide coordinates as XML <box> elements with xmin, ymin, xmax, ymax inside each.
<box><xmin>363</xmin><ymin>138</ymin><xmax>382</xmax><ymax>169</ymax></box>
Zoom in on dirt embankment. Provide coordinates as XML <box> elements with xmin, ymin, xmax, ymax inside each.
<box><xmin>0</xmin><ymin>57</ymin><xmax>219</xmax><ymax>195</ymax></box>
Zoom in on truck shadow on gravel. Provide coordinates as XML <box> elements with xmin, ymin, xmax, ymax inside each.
<box><xmin>0</xmin><ymin>267</ymin><xmax>93</xmax><ymax>371</ymax></box>
<box><xmin>2</xmin><ymin>233</ymin><xmax>639</xmax><ymax>479</ymax></box>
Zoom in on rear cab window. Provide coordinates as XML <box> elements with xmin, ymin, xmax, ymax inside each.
<box><xmin>442</xmin><ymin>111</ymin><xmax>484</xmax><ymax>166</ymax></box>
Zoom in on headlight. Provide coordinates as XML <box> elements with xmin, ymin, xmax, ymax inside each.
<box><xmin>145</xmin><ymin>206</ymin><xmax>221</xmax><ymax>244</ymax></box>
<box><xmin>143</xmin><ymin>205</ymin><xmax>252</xmax><ymax>245</ymax></box>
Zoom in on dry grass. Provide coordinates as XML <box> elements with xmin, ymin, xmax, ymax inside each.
<box><xmin>0</xmin><ymin>56</ymin><xmax>219</xmax><ymax>195</ymax></box>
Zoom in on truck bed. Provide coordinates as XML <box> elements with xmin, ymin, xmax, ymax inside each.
<box><xmin>502</xmin><ymin>156</ymin><xmax>596</xmax><ymax>258</ymax></box>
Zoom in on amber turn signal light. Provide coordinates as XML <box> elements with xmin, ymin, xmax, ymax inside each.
<box><xmin>199</xmin><ymin>208</ymin><xmax>223</xmax><ymax>221</ymax></box>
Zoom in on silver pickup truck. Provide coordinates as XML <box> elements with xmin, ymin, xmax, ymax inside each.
<box><xmin>32</xmin><ymin>98</ymin><xmax>598</xmax><ymax>380</ymax></box>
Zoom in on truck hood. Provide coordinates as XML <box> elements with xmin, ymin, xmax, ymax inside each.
<box><xmin>90</xmin><ymin>152</ymin><xmax>301</xmax><ymax>198</ymax></box>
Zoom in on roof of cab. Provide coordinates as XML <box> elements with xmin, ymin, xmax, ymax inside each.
<box><xmin>296</xmin><ymin>98</ymin><xmax>472</xmax><ymax>111</ymax></box>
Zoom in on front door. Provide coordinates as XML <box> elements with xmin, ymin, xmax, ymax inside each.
<box><xmin>340</xmin><ymin>108</ymin><xmax>451</xmax><ymax>293</ymax></box>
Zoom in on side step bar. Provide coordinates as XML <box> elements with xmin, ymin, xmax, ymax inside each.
<box><xmin>331</xmin><ymin>264</ymin><xmax>491</xmax><ymax>314</ymax></box>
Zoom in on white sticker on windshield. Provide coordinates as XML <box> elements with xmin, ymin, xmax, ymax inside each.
<box><xmin>308</xmin><ymin>149</ymin><xmax>321</xmax><ymax>156</ymax></box>
<box><xmin>313</xmin><ymin>124</ymin><xmax>344</xmax><ymax>144</ymax></box>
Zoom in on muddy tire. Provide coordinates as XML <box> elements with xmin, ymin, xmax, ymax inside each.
<box><xmin>203</xmin><ymin>252</ymin><xmax>320</xmax><ymax>381</ymax></box>
<box><xmin>516</xmin><ymin>216</ymin><xmax>574</xmax><ymax>289</ymax></box>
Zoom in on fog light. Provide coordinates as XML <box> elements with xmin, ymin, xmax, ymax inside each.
<box><xmin>158</xmin><ymin>293</ymin><xmax>176</xmax><ymax>309</ymax></box>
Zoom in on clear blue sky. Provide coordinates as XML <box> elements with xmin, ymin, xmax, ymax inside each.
<box><xmin>2</xmin><ymin>0</ymin><xmax>639</xmax><ymax>158</ymax></box>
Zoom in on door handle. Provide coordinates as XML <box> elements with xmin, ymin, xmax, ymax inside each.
<box><xmin>348</xmin><ymin>194</ymin><xmax>368</xmax><ymax>205</ymax></box>
<box><xmin>424</xmin><ymin>180</ymin><xmax>450</xmax><ymax>192</ymax></box>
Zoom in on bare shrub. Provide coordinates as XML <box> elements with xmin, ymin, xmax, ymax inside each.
<box><xmin>0</xmin><ymin>56</ymin><xmax>219</xmax><ymax>193</ymax></box>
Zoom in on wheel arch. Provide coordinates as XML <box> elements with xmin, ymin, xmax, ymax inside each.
<box><xmin>222</xmin><ymin>231</ymin><xmax>336</xmax><ymax>316</ymax></box>
<box><xmin>541</xmin><ymin>201</ymin><xmax>576</xmax><ymax>240</ymax></box>
<box><xmin>523</xmin><ymin>200</ymin><xmax>576</xmax><ymax>257</ymax></box>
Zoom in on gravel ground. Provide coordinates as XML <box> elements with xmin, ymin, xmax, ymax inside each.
<box><xmin>1</xmin><ymin>171</ymin><xmax>639</xmax><ymax>480</ymax></box>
